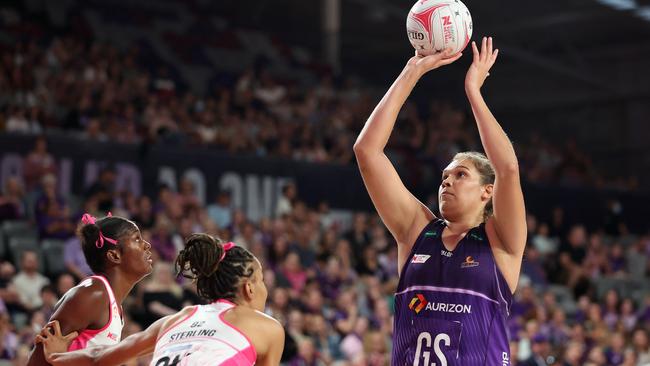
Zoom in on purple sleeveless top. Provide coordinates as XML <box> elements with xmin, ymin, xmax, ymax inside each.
<box><xmin>392</xmin><ymin>219</ymin><xmax>513</xmax><ymax>366</ymax></box>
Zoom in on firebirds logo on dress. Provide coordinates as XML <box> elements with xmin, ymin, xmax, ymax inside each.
<box><xmin>461</xmin><ymin>256</ymin><xmax>479</xmax><ymax>268</ymax></box>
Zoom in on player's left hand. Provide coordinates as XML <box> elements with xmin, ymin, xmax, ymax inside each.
<box><xmin>34</xmin><ymin>320</ymin><xmax>78</xmax><ymax>363</ymax></box>
<box><xmin>465</xmin><ymin>36</ymin><xmax>499</xmax><ymax>91</ymax></box>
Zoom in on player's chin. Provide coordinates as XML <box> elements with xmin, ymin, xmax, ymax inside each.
<box><xmin>141</xmin><ymin>259</ymin><xmax>154</xmax><ymax>275</ymax></box>
<box><xmin>439</xmin><ymin>198</ymin><xmax>453</xmax><ymax>208</ymax></box>
<box><xmin>439</xmin><ymin>203</ymin><xmax>457</xmax><ymax>219</ymax></box>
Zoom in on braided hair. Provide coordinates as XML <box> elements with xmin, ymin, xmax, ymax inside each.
<box><xmin>175</xmin><ymin>233</ymin><xmax>255</xmax><ymax>302</ymax></box>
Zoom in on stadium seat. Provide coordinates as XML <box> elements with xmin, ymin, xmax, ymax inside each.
<box><xmin>548</xmin><ymin>285</ymin><xmax>577</xmax><ymax>315</ymax></box>
<box><xmin>1</xmin><ymin>220</ymin><xmax>38</xmax><ymax>242</ymax></box>
<box><xmin>635</xmin><ymin>283</ymin><xmax>650</xmax><ymax>306</ymax></box>
<box><xmin>23</xmin><ymin>192</ymin><xmax>39</xmax><ymax>221</ymax></box>
<box><xmin>67</xmin><ymin>195</ymin><xmax>83</xmax><ymax>216</ymax></box>
<box><xmin>0</xmin><ymin>220</ymin><xmax>38</xmax><ymax>260</ymax></box>
<box><xmin>42</xmin><ymin>239</ymin><xmax>67</xmax><ymax>276</ymax></box>
<box><xmin>1</xmin><ymin>220</ymin><xmax>29</xmax><ymax>232</ymax></box>
<box><xmin>8</xmin><ymin>237</ymin><xmax>44</xmax><ymax>272</ymax></box>
<box><xmin>0</xmin><ymin>233</ymin><xmax>5</xmax><ymax>261</ymax></box>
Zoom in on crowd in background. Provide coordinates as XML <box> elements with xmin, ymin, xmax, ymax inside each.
<box><xmin>0</xmin><ymin>6</ymin><xmax>649</xmax><ymax>366</ymax></box>
<box><xmin>0</xmin><ymin>33</ymin><xmax>638</xmax><ymax>192</ymax></box>
<box><xmin>0</xmin><ymin>147</ymin><xmax>649</xmax><ymax>365</ymax></box>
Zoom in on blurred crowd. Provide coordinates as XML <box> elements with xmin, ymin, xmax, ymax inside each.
<box><xmin>0</xmin><ymin>144</ymin><xmax>649</xmax><ymax>365</ymax></box>
<box><xmin>0</xmin><ymin>32</ymin><xmax>639</xmax><ymax>191</ymax></box>
<box><xmin>0</xmin><ymin>8</ymin><xmax>648</xmax><ymax>366</ymax></box>
<box><xmin>515</xmin><ymin>213</ymin><xmax>650</xmax><ymax>366</ymax></box>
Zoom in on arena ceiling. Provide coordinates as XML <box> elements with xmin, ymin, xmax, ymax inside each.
<box><xmin>216</xmin><ymin>0</ymin><xmax>650</xmax><ymax>109</ymax></box>
<box><xmin>214</xmin><ymin>0</ymin><xmax>650</xmax><ymax>186</ymax></box>
<box><xmin>10</xmin><ymin>0</ymin><xmax>650</xmax><ymax>186</ymax></box>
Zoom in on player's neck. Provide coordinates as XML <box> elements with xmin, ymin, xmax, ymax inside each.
<box><xmin>101</xmin><ymin>269</ymin><xmax>137</xmax><ymax>304</ymax></box>
<box><xmin>231</xmin><ymin>297</ymin><xmax>260</xmax><ymax>313</ymax></box>
<box><xmin>444</xmin><ymin>215</ymin><xmax>482</xmax><ymax>234</ymax></box>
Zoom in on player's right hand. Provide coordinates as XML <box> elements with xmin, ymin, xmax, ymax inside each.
<box><xmin>407</xmin><ymin>48</ymin><xmax>462</xmax><ymax>76</ymax></box>
<box><xmin>34</xmin><ymin>320</ymin><xmax>78</xmax><ymax>363</ymax></box>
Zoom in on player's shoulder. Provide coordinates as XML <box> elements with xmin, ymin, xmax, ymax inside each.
<box><xmin>235</xmin><ymin>307</ymin><xmax>283</xmax><ymax>333</ymax></box>
<box><xmin>50</xmin><ymin>277</ymin><xmax>109</xmax><ymax>329</ymax></box>
<box><xmin>253</xmin><ymin>310</ymin><xmax>284</xmax><ymax>335</ymax></box>
<box><xmin>58</xmin><ymin>277</ymin><xmax>108</xmax><ymax>310</ymax></box>
<box><xmin>411</xmin><ymin>217</ymin><xmax>443</xmax><ymax>240</ymax></box>
<box><xmin>175</xmin><ymin>305</ymin><xmax>200</xmax><ymax>321</ymax></box>
<box><xmin>484</xmin><ymin>217</ymin><xmax>500</xmax><ymax>245</ymax></box>
<box><xmin>253</xmin><ymin>310</ymin><xmax>281</xmax><ymax>325</ymax></box>
<box><xmin>178</xmin><ymin>305</ymin><xmax>199</xmax><ymax>316</ymax></box>
<box><xmin>161</xmin><ymin>305</ymin><xmax>199</xmax><ymax>329</ymax></box>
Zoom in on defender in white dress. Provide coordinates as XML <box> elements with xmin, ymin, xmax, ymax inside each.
<box><xmin>28</xmin><ymin>213</ymin><xmax>153</xmax><ymax>366</ymax></box>
<box><xmin>151</xmin><ymin>300</ymin><xmax>257</xmax><ymax>366</ymax></box>
<box><xmin>37</xmin><ymin>235</ymin><xmax>285</xmax><ymax>366</ymax></box>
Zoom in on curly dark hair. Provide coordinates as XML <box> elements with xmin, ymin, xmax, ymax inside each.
<box><xmin>175</xmin><ymin>233</ymin><xmax>255</xmax><ymax>302</ymax></box>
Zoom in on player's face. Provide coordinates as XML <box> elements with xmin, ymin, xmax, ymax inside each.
<box><xmin>249</xmin><ymin>258</ymin><xmax>268</xmax><ymax>312</ymax></box>
<box><xmin>438</xmin><ymin>159</ymin><xmax>490</xmax><ymax>221</ymax></box>
<box><xmin>118</xmin><ymin>226</ymin><xmax>154</xmax><ymax>279</ymax></box>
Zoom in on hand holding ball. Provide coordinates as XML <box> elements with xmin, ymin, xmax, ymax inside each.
<box><xmin>406</xmin><ymin>0</ymin><xmax>473</xmax><ymax>56</ymax></box>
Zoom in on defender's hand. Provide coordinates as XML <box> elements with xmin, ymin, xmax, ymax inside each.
<box><xmin>34</xmin><ymin>320</ymin><xmax>78</xmax><ymax>364</ymax></box>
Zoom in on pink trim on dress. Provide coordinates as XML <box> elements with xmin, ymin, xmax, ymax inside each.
<box><xmin>217</xmin><ymin>301</ymin><xmax>257</xmax><ymax>363</ymax></box>
<box><xmin>213</xmin><ymin>298</ymin><xmax>236</xmax><ymax>306</ymax></box>
<box><xmin>94</xmin><ymin>275</ymin><xmax>124</xmax><ymax>320</ymax></box>
<box><xmin>163</xmin><ymin>336</ymin><xmax>242</xmax><ymax>352</ymax></box>
<box><xmin>66</xmin><ymin>276</ymin><xmax>116</xmax><ymax>351</ymax></box>
<box><xmin>218</xmin><ymin>348</ymin><xmax>256</xmax><ymax>366</ymax></box>
<box><xmin>240</xmin><ymin>345</ymin><xmax>256</xmax><ymax>364</ymax></box>
<box><xmin>68</xmin><ymin>331</ymin><xmax>96</xmax><ymax>351</ymax></box>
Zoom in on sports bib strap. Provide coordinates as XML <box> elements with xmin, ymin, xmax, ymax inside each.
<box><xmin>91</xmin><ymin>275</ymin><xmax>117</xmax><ymax>305</ymax></box>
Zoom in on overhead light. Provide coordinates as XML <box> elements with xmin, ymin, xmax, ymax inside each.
<box><xmin>637</xmin><ymin>5</ymin><xmax>650</xmax><ymax>20</ymax></box>
<box><xmin>596</xmin><ymin>0</ymin><xmax>650</xmax><ymax>22</ymax></box>
<box><xmin>596</xmin><ymin>0</ymin><xmax>636</xmax><ymax>10</ymax></box>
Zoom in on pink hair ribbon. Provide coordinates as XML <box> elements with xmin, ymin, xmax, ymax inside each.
<box><xmin>81</xmin><ymin>212</ymin><xmax>118</xmax><ymax>249</ymax></box>
<box><xmin>219</xmin><ymin>242</ymin><xmax>236</xmax><ymax>262</ymax></box>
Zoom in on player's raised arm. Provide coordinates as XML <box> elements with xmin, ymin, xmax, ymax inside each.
<box><xmin>354</xmin><ymin>50</ymin><xmax>461</xmax><ymax>255</ymax></box>
<box><xmin>464</xmin><ymin>37</ymin><xmax>527</xmax><ymax>283</ymax></box>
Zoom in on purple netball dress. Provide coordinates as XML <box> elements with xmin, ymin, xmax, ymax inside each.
<box><xmin>392</xmin><ymin>219</ymin><xmax>513</xmax><ymax>366</ymax></box>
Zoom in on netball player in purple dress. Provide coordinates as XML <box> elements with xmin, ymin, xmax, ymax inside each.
<box><xmin>354</xmin><ymin>37</ymin><xmax>526</xmax><ymax>365</ymax></box>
